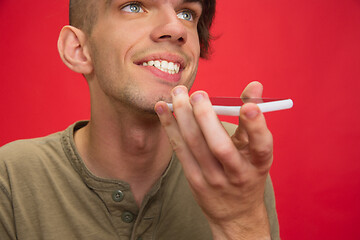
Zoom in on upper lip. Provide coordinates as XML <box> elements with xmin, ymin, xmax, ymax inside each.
<box><xmin>133</xmin><ymin>52</ymin><xmax>187</xmax><ymax>70</ymax></box>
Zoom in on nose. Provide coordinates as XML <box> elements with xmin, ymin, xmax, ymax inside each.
<box><xmin>150</xmin><ymin>7</ymin><xmax>188</xmax><ymax>46</ymax></box>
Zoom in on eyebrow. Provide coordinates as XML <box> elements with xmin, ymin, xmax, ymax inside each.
<box><xmin>184</xmin><ymin>0</ymin><xmax>202</xmax><ymax>3</ymax></box>
<box><xmin>106</xmin><ymin>0</ymin><xmax>203</xmax><ymax>5</ymax></box>
<box><xmin>183</xmin><ymin>0</ymin><xmax>203</xmax><ymax>12</ymax></box>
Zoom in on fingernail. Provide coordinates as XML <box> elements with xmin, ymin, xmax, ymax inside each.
<box><xmin>245</xmin><ymin>109</ymin><xmax>259</xmax><ymax>119</ymax></box>
<box><xmin>155</xmin><ymin>105</ymin><xmax>164</xmax><ymax>115</ymax></box>
<box><xmin>191</xmin><ymin>93</ymin><xmax>204</xmax><ymax>104</ymax></box>
<box><xmin>173</xmin><ymin>87</ymin><xmax>185</xmax><ymax>96</ymax></box>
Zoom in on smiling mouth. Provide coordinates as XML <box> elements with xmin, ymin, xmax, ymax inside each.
<box><xmin>139</xmin><ymin>60</ymin><xmax>182</xmax><ymax>75</ymax></box>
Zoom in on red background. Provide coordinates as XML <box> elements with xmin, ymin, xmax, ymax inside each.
<box><xmin>1</xmin><ymin>0</ymin><xmax>360</xmax><ymax>239</ymax></box>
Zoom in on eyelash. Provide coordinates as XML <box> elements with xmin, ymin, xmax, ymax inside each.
<box><xmin>120</xmin><ymin>1</ymin><xmax>145</xmax><ymax>12</ymax></box>
<box><xmin>120</xmin><ymin>2</ymin><xmax>199</xmax><ymax>21</ymax></box>
<box><xmin>179</xmin><ymin>9</ymin><xmax>198</xmax><ymax>21</ymax></box>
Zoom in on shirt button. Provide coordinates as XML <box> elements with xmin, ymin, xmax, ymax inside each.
<box><xmin>121</xmin><ymin>211</ymin><xmax>135</xmax><ymax>223</ymax></box>
<box><xmin>112</xmin><ymin>190</ymin><xmax>124</xmax><ymax>202</ymax></box>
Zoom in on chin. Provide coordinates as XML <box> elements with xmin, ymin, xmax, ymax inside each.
<box><xmin>126</xmin><ymin>98</ymin><xmax>162</xmax><ymax>117</ymax></box>
<box><xmin>140</xmin><ymin>95</ymin><xmax>170</xmax><ymax>116</ymax></box>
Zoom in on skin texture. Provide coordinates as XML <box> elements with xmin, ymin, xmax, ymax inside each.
<box><xmin>58</xmin><ymin>0</ymin><xmax>204</xmax><ymax>208</ymax></box>
<box><xmin>58</xmin><ymin>0</ymin><xmax>272</xmax><ymax>239</ymax></box>
<box><xmin>155</xmin><ymin>82</ymin><xmax>272</xmax><ymax>239</ymax></box>
<box><xmin>68</xmin><ymin>0</ymin><xmax>216</xmax><ymax>58</ymax></box>
<box><xmin>86</xmin><ymin>0</ymin><xmax>202</xmax><ymax>114</ymax></box>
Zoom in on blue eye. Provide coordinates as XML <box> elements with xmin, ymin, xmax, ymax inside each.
<box><xmin>177</xmin><ymin>10</ymin><xmax>194</xmax><ymax>21</ymax></box>
<box><xmin>122</xmin><ymin>3</ymin><xmax>144</xmax><ymax>13</ymax></box>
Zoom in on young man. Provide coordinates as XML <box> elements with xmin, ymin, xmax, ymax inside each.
<box><xmin>0</xmin><ymin>0</ymin><xmax>280</xmax><ymax>239</ymax></box>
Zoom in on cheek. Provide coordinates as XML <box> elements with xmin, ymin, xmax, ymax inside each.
<box><xmin>90</xmin><ymin>33</ymin><xmax>127</xmax><ymax>72</ymax></box>
<box><xmin>187</xmin><ymin>31</ymin><xmax>201</xmax><ymax>57</ymax></box>
<box><xmin>112</xmin><ymin>25</ymin><xmax>151</xmax><ymax>62</ymax></box>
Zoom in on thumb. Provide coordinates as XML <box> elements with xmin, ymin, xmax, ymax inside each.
<box><xmin>232</xmin><ymin>81</ymin><xmax>264</xmax><ymax>147</ymax></box>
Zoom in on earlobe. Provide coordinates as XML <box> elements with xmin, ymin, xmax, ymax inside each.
<box><xmin>57</xmin><ymin>26</ymin><xmax>93</xmax><ymax>75</ymax></box>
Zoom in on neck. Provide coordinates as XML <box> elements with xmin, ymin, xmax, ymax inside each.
<box><xmin>74</xmin><ymin>104</ymin><xmax>173</xmax><ymax>206</ymax></box>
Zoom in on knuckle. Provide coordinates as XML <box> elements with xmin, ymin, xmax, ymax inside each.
<box><xmin>207</xmin><ymin>175</ymin><xmax>226</xmax><ymax>188</ymax></box>
<box><xmin>251</xmin><ymin>132</ymin><xmax>273</xmax><ymax>159</ymax></box>
<box><xmin>211</xmin><ymin>143</ymin><xmax>235</xmax><ymax>159</ymax></box>
<box><xmin>173</xmin><ymin>97</ymin><xmax>189</xmax><ymax>110</ymax></box>
<box><xmin>169</xmin><ymin>137</ymin><xmax>184</xmax><ymax>152</ymax></box>
<box><xmin>253</xmin><ymin>146</ymin><xmax>272</xmax><ymax>159</ymax></box>
<box><xmin>228</xmin><ymin>175</ymin><xmax>247</xmax><ymax>187</ymax></box>
<box><xmin>160</xmin><ymin>117</ymin><xmax>172</xmax><ymax>128</ymax></box>
<box><xmin>188</xmin><ymin>175</ymin><xmax>207</xmax><ymax>191</ymax></box>
<box><xmin>251</xmin><ymin>143</ymin><xmax>273</xmax><ymax>160</ymax></box>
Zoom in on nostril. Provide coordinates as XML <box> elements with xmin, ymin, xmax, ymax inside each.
<box><xmin>159</xmin><ymin>35</ymin><xmax>185</xmax><ymax>43</ymax></box>
<box><xmin>159</xmin><ymin>35</ymin><xmax>171</xmax><ymax>39</ymax></box>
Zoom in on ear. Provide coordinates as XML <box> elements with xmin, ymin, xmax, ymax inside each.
<box><xmin>57</xmin><ymin>26</ymin><xmax>93</xmax><ymax>75</ymax></box>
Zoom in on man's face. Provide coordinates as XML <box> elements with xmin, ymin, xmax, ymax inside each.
<box><xmin>87</xmin><ymin>0</ymin><xmax>202</xmax><ymax>114</ymax></box>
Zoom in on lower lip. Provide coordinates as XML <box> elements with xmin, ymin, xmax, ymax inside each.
<box><xmin>140</xmin><ymin>65</ymin><xmax>182</xmax><ymax>83</ymax></box>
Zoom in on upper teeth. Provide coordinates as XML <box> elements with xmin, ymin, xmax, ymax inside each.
<box><xmin>142</xmin><ymin>60</ymin><xmax>180</xmax><ymax>74</ymax></box>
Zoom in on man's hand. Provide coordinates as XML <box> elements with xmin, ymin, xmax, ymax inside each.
<box><xmin>155</xmin><ymin>82</ymin><xmax>272</xmax><ymax>240</ymax></box>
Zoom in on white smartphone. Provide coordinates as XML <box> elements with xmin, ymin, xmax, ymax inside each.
<box><xmin>167</xmin><ymin>97</ymin><xmax>293</xmax><ymax>116</ymax></box>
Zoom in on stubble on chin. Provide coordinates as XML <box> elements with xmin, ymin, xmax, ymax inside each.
<box><xmin>113</xmin><ymin>85</ymin><xmax>170</xmax><ymax>116</ymax></box>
